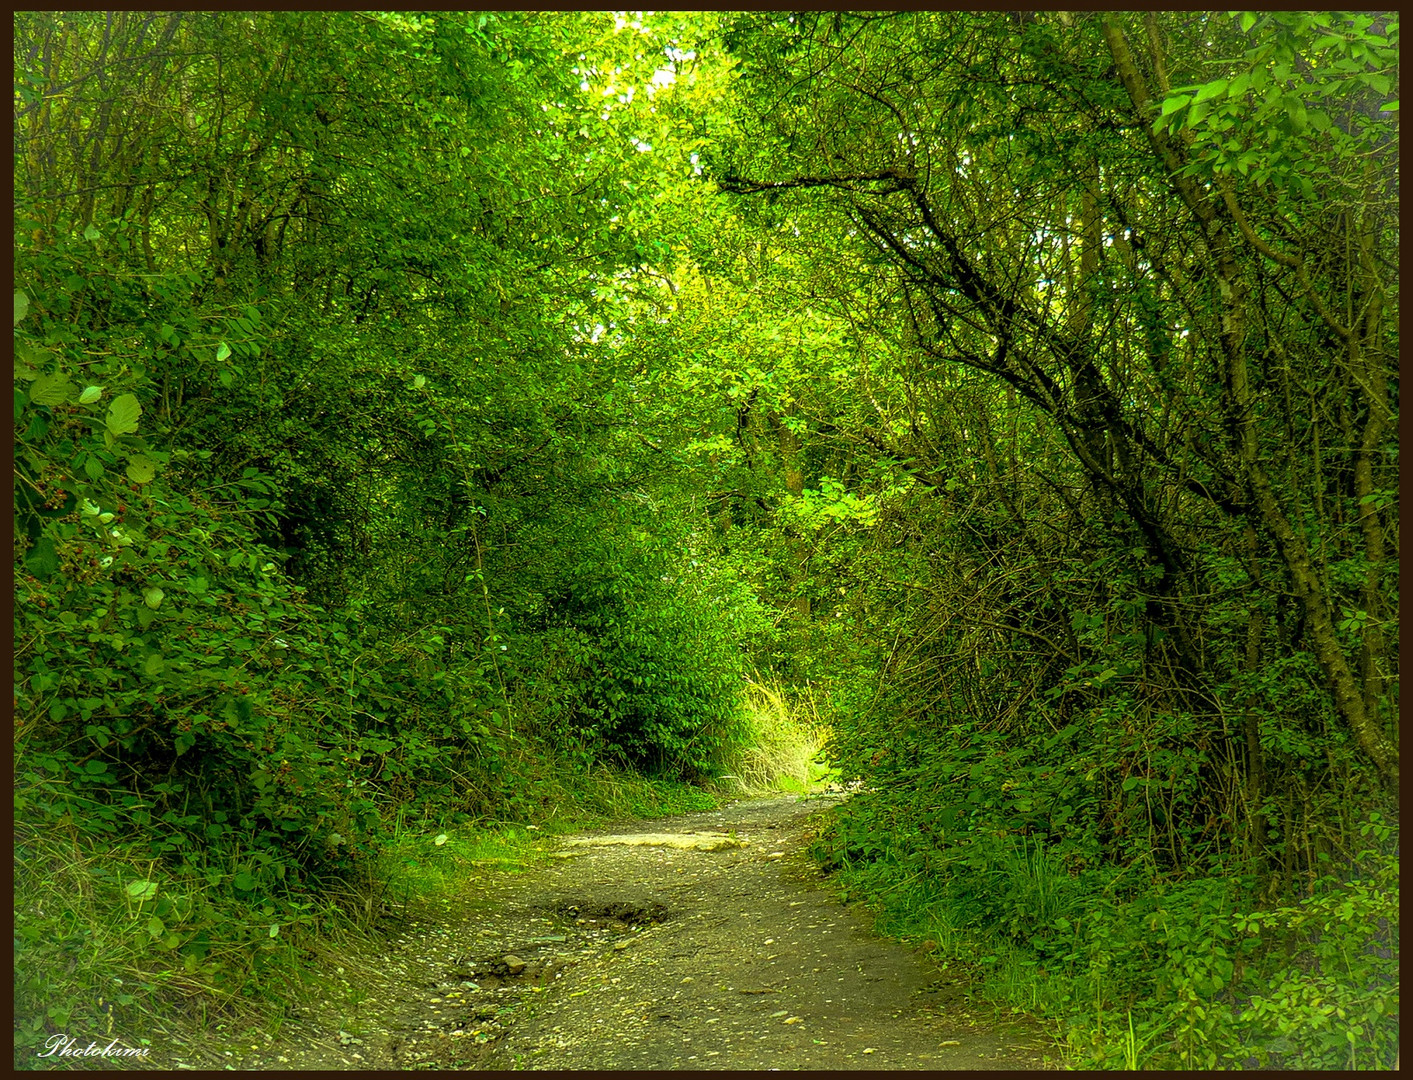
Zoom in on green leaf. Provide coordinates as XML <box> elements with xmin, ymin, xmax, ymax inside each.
<box><xmin>1159</xmin><ymin>94</ymin><xmax>1192</xmax><ymax>118</ymax></box>
<box><xmin>125</xmin><ymin>456</ymin><xmax>157</xmax><ymax>484</ymax></box>
<box><xmin>1122</xmin><ymin>775</ymin><xmax>1142</xmax><ymax>792</ymax></box>
<box><xmin>216</xmin><ymin>341</ymin><xmax>232</xmax><ymax>362</ymax></box>
<box><xmin>125</xmin><ymin>879</ymin><xmax>159</xmax><ymax>901</ymax></box>
<box><xmin>268</xmin><ymin>923</ymin><xmax>281</xmax><ymax>938</ymax></box>
<box><xmin>29</xmin><ymin>372</ymin><xmax>74</xmax><ymax>407</ymax></box>
<box><xmin>15</xmin><ymin>343</ymin><xmax>47</xmax><ymax>381</ymax></box>
<box><xmin>143</xmin><ymin>586</ymin><xmax>165</xmax><ymax>609</ymax></box>
<box><xmin>14</xmin><ymin>289</ymin><xmax>29</xmax><ymax>326</ymax></box>
<box><xmin>1239</xmin><ymin>11</ymin><xmax>1257</xmax><ymax>33</ymax></box>
<box><xmin>24</xmin><ymin>534</ymin><xmax>59</xmax><ymax>579</ymax></box>
<box><xmin>83</xmin><ymin>223</ymin><xmax>102</xmax><ymax>241</ymax></box>
<box><xmin>143</xmin><ymin>654</ymin><xmax>166</xmax><ymax>677</ymax></box>
<box><xmin>106</xmin><ymin>393</ymin><xmax>141</xmax><ymax>435</ymax></box>
<box><xmin>79</xmin><ymin>385</ymin><xmax>103</xmax><ymax>404</ymax></box>
<box><xmin>1194</xmin><ymin>79</ymin><xmax>1228</xmax><ymax>104</ymax></box>
<box><xmin>147</xmin><ymin>915</ymin><xmax>165</xmax><ymax>938</ymax></box>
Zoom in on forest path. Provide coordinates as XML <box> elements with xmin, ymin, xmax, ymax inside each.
<box><xmin>216</xmin><ymin>795</ymin><xmax>1057</xmax><ymax>1071</ymax></box>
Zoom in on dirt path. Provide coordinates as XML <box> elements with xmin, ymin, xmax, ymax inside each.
<box><xmin>208</xmin><ymin>795</ymin><xmax>1057</xmax><ymax>1071</ymax></box>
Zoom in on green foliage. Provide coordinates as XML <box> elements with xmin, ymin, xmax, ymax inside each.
<box><xmin>1158</xmin><ymin>12</ymin><xmax>1398</xmax><ymax>196</ymax></box>
<box><xmin>723</xmin><ymin>678</ymin><xmax>834</xmax><ymax>794</ymax></box>
<box><xmin>541</xmin><ymin>526</ymin><xmax>764</xmax><ymax>778</ymax></box>
<box><xmin>11</xmin><ymin>8</ymin><xmax>1398</xmax><ymax>1069</ymax></box>
<box><xmin>814</xmin><ymin>790</ymin><xmax>1397</xmax><ymax>1070</ymax></box>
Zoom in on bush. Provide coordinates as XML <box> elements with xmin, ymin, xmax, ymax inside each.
<box><xmin>547</xmin><ymin>529</ymin><xmax>765</xmax><ymax>778</ymax></box>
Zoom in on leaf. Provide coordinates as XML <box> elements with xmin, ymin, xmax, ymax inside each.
<box><xmin>1239</xmin><ymin>12</ymin><xmax>1256</xmax><ymax>33</ymax></box>
<box><xmin>143</xmin><ymin>586</ymin><xmax>165</xmax><ymax>609</ymax></box>
<box><xmin>25</xmin><ymin>534</ymin><xmax>59</xmax><ymax>579</ymax></box>
<box><xmin>14</xmin><ymin>289</ymin><xmax>29</xmax><ymax>326</ymax></box>
<box><xmin>29</xmin><ymin>372</ymin><xmax>74</xmax><ymax>407</ymax></box>
<box><xmin>79</xmin><ymin>385</ymin><xmax>103</xmax><ymax>404</ymax></box>
<box><xmin>125</xmin><ymin>456</ymin><xmax>157</xmax><ymax>484</ymax></box>
<box><xmin>1194</xmin><ymin>79</ymin><xmax>1228</xmax><ymax>104</ymax></box>
<box><xmin>1159</xmin><ymin>94</ymin><xmax>1192</xmax><ymax>118</ymax></box>
<box><xmin>83</xmin><ymin>223</ymin><xmax>102</xmax><ymax>241</ymax></box>
<box><xmin>216</xmin><ymin>341</ymin><xmax>232</xmax><ymax>362</ymax></box>
<box><xmin>434</xmin><ymin>833</ymin><xmax>448</xmax><ymax>846</ymax></box>
<box><xmin>269</xmin><ymin>923</ymin><xmax>281</xmax><ymax>938</ymax></box>
<box><xmin>125</xmin><ymin>880</ymin><xmax>159</xmax><ymax>901</ymax></box>
<box><xmin>106</xmin><ymin>393</ymin><xmax>141</xmax><ymax>435</ymax></box>
<box><xmin>147</xmin><ymin>916</ymin><xmax>165</xmax><ymax>938</ymax></box>
<box><xmin>144</xmin><ymin>653</ymin><xmax>166</xmax><ymax>677</ymax></box>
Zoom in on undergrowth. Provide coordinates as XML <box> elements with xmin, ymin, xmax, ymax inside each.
<box><xmin>811</xmin><ymin>794</ymin><xmax>1400</xmax><ymax>1070</ymax></box>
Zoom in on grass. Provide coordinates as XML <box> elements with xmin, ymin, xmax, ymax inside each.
<box><xmin>13</xmin><ymin>820</ymin><xmax>312</xmax><ymax>1070</ymax></box>
<box><xmin>721</xmin><ymin>677</ymin><xmax>834</xmax><ymax>795</ymax></box>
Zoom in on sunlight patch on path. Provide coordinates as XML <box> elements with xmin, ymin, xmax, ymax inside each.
<box><xmin>563</xmin><ymin>831</ymin><xmax>746</xmax><ymax>851</ymax></box>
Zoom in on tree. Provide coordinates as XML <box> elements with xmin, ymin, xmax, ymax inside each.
<box><xmin>712</xmin><ymin>9</ymin><xmax>1397</xmax><ymax>873</ymax></box>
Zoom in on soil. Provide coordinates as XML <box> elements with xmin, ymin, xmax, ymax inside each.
<box><xmin>194</xmin><ymin>794</ymin><xmax>1059</xmax><ymax>1071</ymax></box>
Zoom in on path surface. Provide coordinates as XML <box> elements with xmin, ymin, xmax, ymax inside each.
<box><xmin>208</xmin><ymin>795</ymin><xmax>1056</xmax><ymax>1071</ymax></box>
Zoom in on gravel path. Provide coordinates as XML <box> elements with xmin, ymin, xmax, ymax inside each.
<box><xmin>205</xmin><ymin>794</ymin><xmax>1056</xmax><ymax>1071</ymax></box>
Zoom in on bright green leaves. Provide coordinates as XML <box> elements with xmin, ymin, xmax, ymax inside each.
<box><xmin>106</xmin><ymin>393</ymin><xmax>141</xmax><ymax>436</ymax></box>
<box><xmin>14</xmin><ymin>289</ymin><xmax>29</xmax><ymax>325</ymax></box>
<box><xmin>1157</xmin><ymin>11</ymin><xmax>1398</xmax><ymax>197</ymax></box>
<box><xmin>28</xmin><ymin>372</ymin><xmax>75</xmax><ymax>407</ymax></box>
<box><xmin>1193</xmin><ymin>78</ymin><xmax>1229</xmax><ymax>105</ymax></box>
<box><xmin>125</xmin><ymin>456</ymin><xmax>157</xmax><ymax>484</ymax></box>
<box><xmin>79</xmin><ymin>385</ymin><xmax>103</xmax><ymax>405</ymax></box>
<box><xmin>125</xmin><ymin>879</ymin><xmax>159</xmax><ymax>902</ymax></box>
